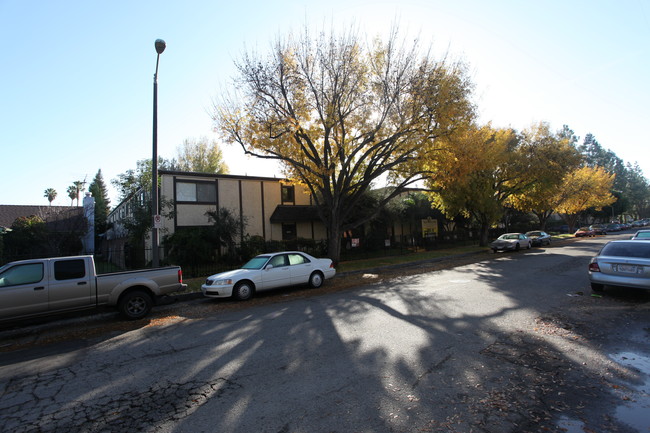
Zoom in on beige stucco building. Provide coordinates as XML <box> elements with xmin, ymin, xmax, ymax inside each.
<box><xmin>158</xmin><ymin>170</ymin><xmax>327</xmax><ymax>242</ymax></box>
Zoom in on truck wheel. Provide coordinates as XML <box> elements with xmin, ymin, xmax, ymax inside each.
<box><xmin>233</xmin><ymin>281</ymin><xmax>253</xmax><ymax>301</ymax></box>
<box><xmin>309</xmin><ymin>271</ymin><xmax>324</xmax><ymax>288</ymax></box>
<box><xmin>119</xmin><ymin>290</ymin><xmax>153</xmax><ymax>320</ymax></box>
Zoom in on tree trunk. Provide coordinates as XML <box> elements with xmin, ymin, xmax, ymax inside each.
<box><xmin>478</xmin><ymin>221</ymin><xmax>491</xmax><ymax>247</ymax></box>
<box><xmin>326</xmin><ymin>222</ymin><xmax>343</xmax><ymax>266</ymax></box>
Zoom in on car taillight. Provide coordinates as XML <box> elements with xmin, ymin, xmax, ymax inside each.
<box><xmin>588</xmin><ymin>262</ymin><xmax>601</xmax><ymax>272</ymax></box>
<box><xmin>178</xmin><ymin>269</ymin><xmax>183</xmax><ymax>283</ymax></box>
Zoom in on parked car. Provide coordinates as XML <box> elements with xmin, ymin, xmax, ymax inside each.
<box><xmin>631</xmin><ymin>229</ymin><xmax>650</xmax><ymax>240</ymax></box>
<box><xmin>0</xmin><ymin>255</ymin><xmax>186</xmax><ymax>322</ymax></box>
<box><xmin>574</xmin><ymin>227</ymin><xmax>595</xmax><ymax>237</ymax></box>
<box><xmin>490</xmin><ymin>233</ymin><xmax>532</xmax><ymax>252</ymax></box>
<box><xmin>606</xmin><ymin>223</ymin><xmax>621</xmax><ymax>232</ymax></box>
<box><xmin>202</xmin><ymin>251</ymin><xmax>336</xmax><ymax>301</ymax></box>
<box><xmin>525</xmin><ymin>231</ymin><xmax>552</xmax><ymax>246</ymax></box>
<box><xmin>588</xmin><ymin>240</ymin><xmax>650</xmax><ymax>292</ymax></box>
<box><xmin>589</xmin><ymin>224</ymin><xmax>607</xmax><ymax>235</ymax></box>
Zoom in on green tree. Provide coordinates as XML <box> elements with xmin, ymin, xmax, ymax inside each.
<box><xmin>112</xmin><ymin>158</ymin><xmax>175</xmax><ymax>202</ymax></box>
<box><xmin>44</xmin><ymin>188</ymin><xmax>57</xmax><ymax>206</ymax></box>
<box><xmin>621</xmin><ymin>162</ymin><xmax>650</xmax><ymax>220</ymax></box>
<box><xmin>73</xmin><ymin>180</ymin><xmax>86</xmax><ymax>206</ymax></box>
<box><xmin>88</xmin><ymin>169</ymin><xmax>111</xmax><ymax>237</ymax></box>
<box><xmin>112</xmin><ymin>159</ymin><xmax>175</xmax><ymax>266</ymax></box>
<box><xmin>67</xmin><ymin>185</ymin><xmax>78</xmax><ymax>206</ymax></box>
<box><xmin>205</xmin><ymin>207</ymin><xmax>246</xmax><ymax>257</ymax></box>
<box><xmin>215</xmin><ymin>26</ymin><xmax>475</xmax><ymax>262</ymax></box>
<box><xmin>176</xmin><ymin>137</ymin><xmax>229</xmax><ymax>174</ymax></box>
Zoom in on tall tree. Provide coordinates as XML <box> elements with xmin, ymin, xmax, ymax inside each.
<box><xmin>44</xmin><ymin>188</ymin><xmax>57</xmax><ymax>206</ymax></box>
<box><xmin>67</xmin><ymin>185</ymin><xmax>78</xmax><ymax>206</ymax></box>
<box><xmin>68</xmin><ymin>180</ymin><xmax>86</xmax><ymax>206</ymax></box>
<box><xmin>555</xmin><ymin>166</ymin><xmax>616</xmax><ymax>231</ymax></box>
<box><xmin>214</xmin><ymin>26</ymin><xmax>475</xmax><ymax>262</ymax></box>
<box><xmin>88</xmin><ymin>169</ymin><xmax>111</xmax><ymax>237</ymax></box>
<box><xmin>112</xmin><ymin>159</ymin><xmax>175</xmax><ymax>265</ymax></box>
<box><xmin>509</xmin><ymin>122</ymin><xmax>583</xmax><ymax>230</ymax></box>
<box><xmin>176</xmin><ymin>137</ymin><xmax>229</xmax><ymax>174</ymax></box>
<box><xmin>112</xmin><ymin>157</ymin><xmax>175</xmax><ymax>202</ymax></box>
<box><xmin>622</xmin><ymin>162</ymin><xmax>650</xmax><ymax>220</ymax></box>
<box><xmin>426</xmin><ymin>125</ymin><xmax>531</xmax><ymax>246</ymax></box>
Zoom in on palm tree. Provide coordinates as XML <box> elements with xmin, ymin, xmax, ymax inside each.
<box><xmin>67</xmin><ymin>185</ymin><xmax>78</xmax><ymax>206</ymax></box>
<box><xmin>44</xmin><ymin>188</ymin><xmax>57</xmax><ymax>206</ymax></box>
<box><xmin>73</xmin><ymin>180</ymin><xmax>86</xmax><ymax>206</ymax></box>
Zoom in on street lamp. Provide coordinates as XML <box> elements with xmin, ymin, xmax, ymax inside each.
<box><xmin>152</xmin><ymin>38</ymin><xmax>166</xmax><ymax>267</ymax></box>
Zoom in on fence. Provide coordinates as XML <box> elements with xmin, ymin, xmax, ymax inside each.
<box><xmin>1</xmin><ymin>229</ymin><xmax>483</xmax><ymax>279</ymax></box>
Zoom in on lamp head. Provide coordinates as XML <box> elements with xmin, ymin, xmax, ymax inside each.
<box><xmin>155</xmin><ymin>39</ymin><xmax>166</xmax><ymax>55</ymax></box>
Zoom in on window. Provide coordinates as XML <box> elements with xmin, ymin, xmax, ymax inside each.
<box><xmin>282</xmin><ymin>223</ymin><xmax>297</xmax><ymax>241</ymax></box>
<box><xmin>281</xmin><ymin>185</ymin><xmax>295</xmax><ymax>203</ymax></box>
<box><xmin>54</xmin><ymin>259</ymin><xmax>86</xmax><ymax>280</ymax></box>
<box><xmin>176</xmin><ymin>181</ymin><xmax>217</xmax><ymax>203</ymax></box>
<box><xmin>0</xmin><ymin>263</ymin><xmax>44</xmax><ymax>287</ymax></box>
<box><xmin>269</xmin><ymin>254</ymin><xmax>289</xmax><ymax>267</ymax></box>
<box><xmin>288</xmin><ymin>253</ymin><xmax>310</xmax><ymax>265</ymax></box>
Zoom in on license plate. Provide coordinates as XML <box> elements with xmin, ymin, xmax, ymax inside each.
<box><xmin>617</xmin><ymin>264</ymin><xmax>638</xmax><ymax>274</ymax></box>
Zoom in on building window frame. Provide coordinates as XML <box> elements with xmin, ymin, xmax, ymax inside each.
<box><xmin>281</xmin><ymin>185</ymin><xmax>295</xmax><ymax>204</ymax></box>
<box><xmin>175</xmin><ymin>181</ymin><xmax>217</xmax><ymax>203</ymax></box>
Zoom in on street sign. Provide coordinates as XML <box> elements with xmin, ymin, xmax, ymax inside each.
<box><xmin>153</xmin><ymin>214</ymin><xmax>163</xmax><ymax>229</ymax></box>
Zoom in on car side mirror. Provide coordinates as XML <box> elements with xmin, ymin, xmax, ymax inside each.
<box><xmin>265</xmin><ymin>264</ymin><xmax>274</xmax><ymax>270</ymax></box>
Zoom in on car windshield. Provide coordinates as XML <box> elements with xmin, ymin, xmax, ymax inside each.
<box><xmin>527</xmin><ymin>232</ymin><xmax>541</xmax><ymax>237</ymax></box>
<box><xmin>634</xmin><ymin>232</ymin><xmax>650</xmax><ymax>239</ymax></box>
<box><xmin>241</xmin><ymin>256</ymin><xmax>270</xmax><ymax>270</ymax></box>
<box><xmin>600</xmin><ymin>242</ymin><xmax>650</xmax><ymax>259</ymax></box>
<box><xmin>499</xmin><ymin>234</ymin><xmax>518</xmax><ymax>240</ymax></box>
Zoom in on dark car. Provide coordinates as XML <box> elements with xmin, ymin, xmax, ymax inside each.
<box><xmin>588</xmin><ymin>240</ymin><xmax>650</xmax><ymax>292</ymax></box>
<box><xmin>589</xmin><ymin>224</ymin><xmax>607</xmax><ymax>235</ymax></box>
<box><xmin>574</xmin><ymin>227</ymin><xmax>595</xmax><ymax>237</ymax></box>
<box><xmin>525</xmin><ymin>231</ymin><xmax>551</xmax><ymax>246</ymax></box>
<box><xmin>606</xmin><ymin>223</ymin><xmax>621</xmax><ymax>232</ymax></box>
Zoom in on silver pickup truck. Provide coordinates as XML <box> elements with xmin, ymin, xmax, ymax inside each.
<box><xmin>0</xmin><ymin>255</ymin><xmax>187</xmax><ymax>321</ymax></box>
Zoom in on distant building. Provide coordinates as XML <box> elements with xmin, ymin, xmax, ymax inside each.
<box><xmin>105</xmin><ymin>171</ymin><xmax>326</xmax><ymax>265</ymax></box>
<box><xmin>159</xmin><ymin>170</ymin><xmax>326</xmax><ymax>242</ymax></box>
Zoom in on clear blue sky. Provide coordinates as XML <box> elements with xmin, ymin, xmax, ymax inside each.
<box><xmin>2</xmin><ymin>0</ymin><xmax>649</xmax><ymax>207</ymax></box>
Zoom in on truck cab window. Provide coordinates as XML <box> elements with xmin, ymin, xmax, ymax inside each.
<box><xmin>54</xmin><ymin>259</ymin><xmax>86</xmax><ymax>280</ymax></box>
<box><xmin>0</xmin><ymin>263</ymin><xmax>44</xmax><ymax>287</ymax></box>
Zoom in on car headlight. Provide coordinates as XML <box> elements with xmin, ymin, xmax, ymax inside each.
<box><xmin>210</xmin><ymin>279</ymin><xmax>233</xmax><ymax>286</ymax></box>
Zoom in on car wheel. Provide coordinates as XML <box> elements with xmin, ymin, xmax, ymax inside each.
<box><xmin>233</xmin><ymin>281</ymin><xmax>254</xmax><ymax>301</ymax></box>
<box><xmin>118</xmin><ymin>290</ymin><xmax>153</xmax><ymax>320</ymax></box>
<box><xmin>492</xmin><ymin>248</ymin><xmax>497</xmax><ymax>253</ymax></box>
<box><xmin>309</xmin><ymin>271</ymin><xmax>324</xmax><ymax>288</ymax></box>
<box><xmin>591</xmin><ymin>282</ymin><xmax>604</xmax><ymax>292</ymax></box>
<box><xmin>515</xmin><ymin>243</ymin><xmax>520</xmax><ymax>251</ymax></box>
<box><xmin>526</xmin><ymin>242</ymin><xmax>531</xmax><ymax>249</ymax></box>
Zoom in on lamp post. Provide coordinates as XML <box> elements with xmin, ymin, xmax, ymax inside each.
<box><xmin>152</xmin><ymin>38</ymin><xmax>166</xmax><ymax>268</ymax></box>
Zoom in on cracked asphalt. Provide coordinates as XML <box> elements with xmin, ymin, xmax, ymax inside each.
<box><xmin>1</xmin><ymin>236</ymin><xmax>649</xmax><ymax>432</ymax></box>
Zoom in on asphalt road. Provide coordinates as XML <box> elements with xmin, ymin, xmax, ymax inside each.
<box><xmin>1</xmin><ymin>234</ymin><xmax>649</xmax><ymax>432</ymax></box>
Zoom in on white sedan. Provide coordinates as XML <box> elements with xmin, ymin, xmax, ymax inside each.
<box><xmin>201</xmin><ymin>251</ymin><xmax>336</xmax><ymax>300</ymax></box>
<box><xmin>490</xmin><ymin>233</ymin><xmax>532</xmax><ymax>252</ymax></box>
